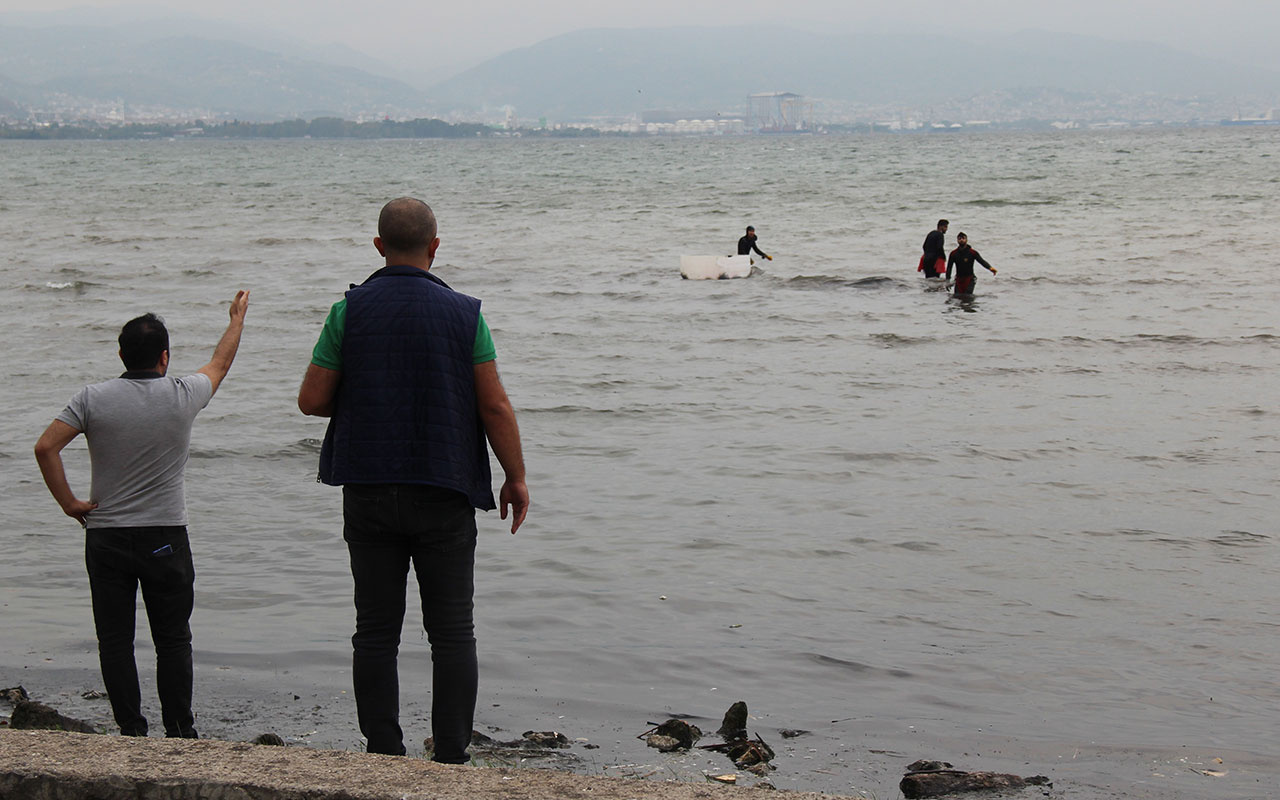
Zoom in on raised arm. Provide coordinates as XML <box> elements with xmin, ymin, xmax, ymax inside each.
<box><xmin>474</xmin><ymin>360</ymin><xmax>528</xmax><ymax>534</ymax></box>
<box><xmin>34</xmin><ymin>419</ymin><xmax>97</xmax><ymax>525</ymax></box>
<box><xmin>198</xmin><ymin>290</ymin><xmax>250</xmax><ymax>395</ymax></box>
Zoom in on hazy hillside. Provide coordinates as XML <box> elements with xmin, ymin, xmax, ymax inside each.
<box><xmin>2</xmin><ymin>17</ymin><xmax>1277</xmax><ymax>123</ymax></box>
<box><xmin>429</xmin><ymin>26</ymin><xmax>1280</xmax><ymax>118</ymax></box>
<box><xmin>0</xmin><ymin>24</ymin><xmax>426</xmax><ymax>118</ymax></box>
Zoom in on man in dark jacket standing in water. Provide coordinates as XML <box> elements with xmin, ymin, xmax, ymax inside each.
<box><xmin>737</xmin><ymin>225</ymin><xmax>771</xmax><ymax>260</ymax></box>
<box><xmin>298</xmin><ymin>197</ymin><xmax>528</xmax><ymax>764</ymax></box>
<box><xmin>920</xmin><ymin>219</ymin><xmax>948</xmax><ymax>278</ymax></box>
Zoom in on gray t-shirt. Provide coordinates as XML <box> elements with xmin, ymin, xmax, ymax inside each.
<box><xmin>56</xmin><ymin>373</ymin><xmax>213</xmax><ymax>529</ymax></box>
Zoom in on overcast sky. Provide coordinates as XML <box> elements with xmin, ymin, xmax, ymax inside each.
<box><xmin>2</xmin><ymin>0</ymin><xmax>1278</xmax><ymax>78</ymax></box>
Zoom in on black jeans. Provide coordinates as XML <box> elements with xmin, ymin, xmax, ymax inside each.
<box><xmin>84</xmin><ymin>526</ymin><xmax>196</xmax><ymax>738</ymax></box>
<box><xmin>343</xmin><ymin>484</ymin><xmax>478</xmax><ymax>763</ymax></box>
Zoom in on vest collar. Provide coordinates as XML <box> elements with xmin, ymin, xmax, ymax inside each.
<box><xmin>362</xmin><ymin>264</ymin><xmax>452</xmax><ymax>290</ymax></box>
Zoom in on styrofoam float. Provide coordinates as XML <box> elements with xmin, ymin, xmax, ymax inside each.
<box><xmin>680</xmin><ymin>254</ymin><xmax>755</xmax><ymax>280</ymax></box>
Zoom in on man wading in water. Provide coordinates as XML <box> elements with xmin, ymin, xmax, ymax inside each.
<box><xmin>946</xmin><ymin>232</ymin><xmax>997</xmax><ymax>295</ymax></box>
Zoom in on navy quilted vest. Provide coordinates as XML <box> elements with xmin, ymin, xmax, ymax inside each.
<box><xmin>318</xmin><ymin>265</ymin><xmax>496</xmax><ymax>510</ymax></box>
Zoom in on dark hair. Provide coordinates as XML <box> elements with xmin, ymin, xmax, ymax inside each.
<box><xmin>118</xmin><ymin>313</ymin><xmax>169</xmax><ymax>370</ymax></box>
<box><xmin>746</xmin><ymin>225</ymin><xmax>755</xmax><ymax>232</ymax></box>
<box><xmin>957</xmin><ymin>232</ymin><xmax>967</xmax><ymax>240</ymax></box>
<box><xmin>378</xmin><ymin>197</ymin><xmax>437</xmax><ymax>256</ymax></box>
<box><xmin>938</xmin><ymin>219</ymin><xmax>949</xmax><ymax>228</ymax></box>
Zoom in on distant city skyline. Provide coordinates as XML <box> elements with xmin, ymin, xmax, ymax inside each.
<box><xmin>1</xmin><ymin>0</ymin><xmax>1278</xmax><ymax>83</ymax></box>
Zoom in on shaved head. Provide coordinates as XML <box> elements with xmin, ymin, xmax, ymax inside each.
<box><xmin>378</xmin><ymin>197</ymin><xmax>438</xmax><ymax>258</ymax></box>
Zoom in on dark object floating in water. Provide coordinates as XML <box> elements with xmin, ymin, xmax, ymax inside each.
<box><xmin>900</xmin><ymin>759</ymin><xmax>1051</xmax><ymax>798</ymax></box>
<box><xmin>252</xmin><ymin>733</ymin><xmax>285</xmax><ymax>746</ymax></box>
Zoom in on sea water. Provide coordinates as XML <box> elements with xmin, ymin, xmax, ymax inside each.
<box><xmin>2</xmin><ymin>129</ymin><xmax>1278</xmax><ymax>798</ymax></box>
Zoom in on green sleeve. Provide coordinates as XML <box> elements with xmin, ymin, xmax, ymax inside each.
<box><xmin>473</xmin><ymin>312</ymin><xmax>496</xmax><ymax>364</ymax></box>
<box><xmin>310</xmin><ymin>299</ymin><xmax>346</xmax><ymax>370</ymax></box>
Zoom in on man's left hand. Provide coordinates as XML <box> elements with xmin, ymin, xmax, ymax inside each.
<box><xmin>62</xmin><ymin>498</ymin><xmax>98</xmax><ymax>526</ymax></box>
<box><xmin>499</xmin><ymin>479</ymin><xmax>529</xmax><ymax>534</ymax></box>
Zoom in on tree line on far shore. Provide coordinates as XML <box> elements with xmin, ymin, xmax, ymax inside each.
<box><xmin>0</xmin><ymin>117</ymin><xmax>500</xmax><ymax>140</ymax></box>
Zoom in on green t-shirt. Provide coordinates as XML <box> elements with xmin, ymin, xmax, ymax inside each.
<box><xmin>310</xmin><ymin>298</ymin><xmax>497</xmax><ymax>370</ymax></box>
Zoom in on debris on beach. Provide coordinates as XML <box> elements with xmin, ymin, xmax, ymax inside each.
<box><xmin>1</xmin><ymin>686</ymin><xmax>30</xmax><ymax>705</ymax></box>
<box><xmin>639</xmin><ymin>719</ymin><xmax>703</xmax><ymax>752</ymax></box>
<box><xmin>716</xmin><ymin>701</ymin><xmax>748</xmax><ymax>739</ymax></box>
<box><xmin>252</xmin><ymin>733</ymin><xmax>285</xmax><ymax>746</ymax></box>
<box><xmin>702</xmin><ymin>735</ymin><xmax>776</xmax><ymax>770</ymax></box>
<box><xmin>899</xmin><ymin>759</ymin><xmax>1051</xmax><ymax>798</ymax></box>
<box><xmin>9</xmin><ymin>700</ymin><xmax>99</xmax><ymax>734</ymax></box>
<box><xmin>521</xmin><ymin>730</ymin><xmax>571</xmax><ymax>749</ymax></box>
<box><xmin>427</xmin><ymin>729</ymin><xmax>581</xmax><ymax>765</ymax></box>
<box><xmin>699</xmin><ymin>701</ymin><xmax>777</xmax><ymax>772</ymax></box>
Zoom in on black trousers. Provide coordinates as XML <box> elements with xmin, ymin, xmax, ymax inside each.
<box><xmin>343</xmin><ymin>484</ymin><xmax>478</xmax><ymax>763</ymax></box>
<box><xmin>84</xmin><ymin>526</ymin><xmax>196</xmax><ymax>738</ymax></box>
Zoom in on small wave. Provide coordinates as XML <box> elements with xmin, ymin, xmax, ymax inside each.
<box><xmin>962</xmin><ymin>198</ymin><xmax>1063</xmax><ymax>207</ymax></box>
<box><xmin>827</xmin><ymin>450</ymin><xmax>936</xmax><ymax>464</ymax></box>
<box><xmin>870</xmin><ymin>332</ymin><xmax>937</xmax><ymax>347</ymax></box>
<box><xmin>786</xmin><ymin>274</ymin><xmax>904</xmax><ymax>290</ymax></box>
<box><xmin>1210</xmin><ymin>531</ymin><xmax>1269</xmax><ymax>547</ymax></box>
<box><xmin>42</xmin><ymin>280</ymin><xmax>97</xmax><ymax>291</ymax></box>
<box><xmin>252</xmin><ymin>237</ymin><xmax>316</xmax><ymax>246</ymax></box>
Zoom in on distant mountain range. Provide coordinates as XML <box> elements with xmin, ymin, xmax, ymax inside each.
<box><xmin>0</xmin><ymin>23</ymin><xmax>426</xmax><ymax>119</ymax></box>
<box><xmin>430</xmin><ymin>26</ymin><xmax>1280</xmax><ymax>118</ymax></box>
<box><xmin>1</xmin><ymin>17</ymin><xmax>1278</xmax><ymax>122</ymax></box>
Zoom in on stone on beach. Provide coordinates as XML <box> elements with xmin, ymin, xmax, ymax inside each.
<box><xmin>899</xmin><ymin>760</ymin><xmax>1051</xmax><ymax>798</ymax></box>
<box><xmin>642</xmin><ymin>719</ymin><xmax>702</xmax><ymax>751</ymax></box>
<box><xmin>9</xmin><ymin>700</ymin><xmax>98</xmax><ymax>735</ymax></box>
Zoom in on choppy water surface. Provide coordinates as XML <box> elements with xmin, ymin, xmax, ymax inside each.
<box><xmin>3</xmin><ymin>129</ymin><xmax>1278</xmax><ymax>798</ymax></box>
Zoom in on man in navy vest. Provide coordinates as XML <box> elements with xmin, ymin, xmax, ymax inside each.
<box><xmin>298</xmin><ymin>197</ymin><xmax>529</xmax><ymax>763</ymax></box>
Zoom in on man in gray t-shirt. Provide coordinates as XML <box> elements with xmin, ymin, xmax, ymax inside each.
<box><xmin>35</xmin><ymin>291</ymin><xmax>248</xmax><ymax>738</ymax></box>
